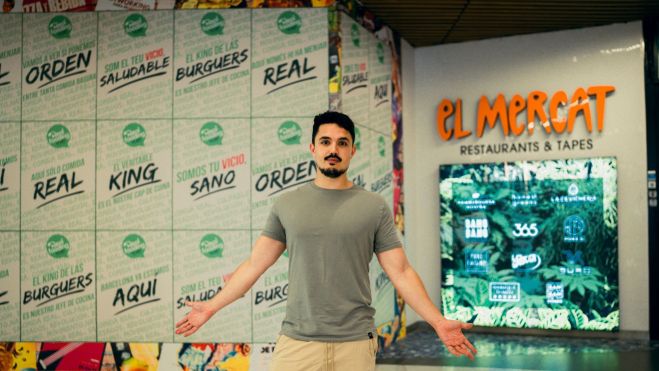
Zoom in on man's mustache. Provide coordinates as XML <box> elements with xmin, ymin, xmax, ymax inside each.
<box><xmin>324</xmin><ymin>154</ymin><xmax>342</xmax><ymax>161</ymax></box>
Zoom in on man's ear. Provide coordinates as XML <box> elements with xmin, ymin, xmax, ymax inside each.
<box><xmin>309</xmin><ymin>143</ymin><xmax>315</xmax><ymax>153</ymax></box>
<box><xmin>351</xmin><ymin>145</ymin><xmax>356</xmax><ymax>156</ymax></box>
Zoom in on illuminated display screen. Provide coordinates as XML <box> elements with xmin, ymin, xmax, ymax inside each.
<box><xmin>439</xmin><ymin>157</ymin><xmax>619</xmax><ymax>331</ymax></box>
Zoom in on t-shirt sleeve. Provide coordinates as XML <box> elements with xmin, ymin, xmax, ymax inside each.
<box><xmin>261</xmin><ymin>202</ymin><xmax>286</xmax><ymax>243</ymax></box>
<box><xmin>374</xmin><ymin>202</ymin><xmax>402</xmax><ymax>253</ymax></box>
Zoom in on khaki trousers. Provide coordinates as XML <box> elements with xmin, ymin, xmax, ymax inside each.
<box><xmin>270</xmin><ymin>334</ymin><xmax>378</xmax><ymax>371</ymax></box>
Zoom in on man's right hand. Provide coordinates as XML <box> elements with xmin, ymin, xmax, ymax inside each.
<box><xmin>175</xmin><ymin>301</ymin><xmax>216</xmax><ymax>337</ymax></box>
<box><xmin>174</xmin><ymin>236</ymin><xmax>286</xmax><ymax>338</ymax></box>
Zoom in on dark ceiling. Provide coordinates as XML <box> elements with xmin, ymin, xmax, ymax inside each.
<box><xmin>359</xmin><ymin>0</ymin><xmax>659</xmax><ymax>47</ymax></box>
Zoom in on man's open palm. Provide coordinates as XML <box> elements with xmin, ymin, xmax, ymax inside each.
<box><xmin>435</xmin><ymin>319</ymin><xmax>477</xmax><ymax>360</ymax></box>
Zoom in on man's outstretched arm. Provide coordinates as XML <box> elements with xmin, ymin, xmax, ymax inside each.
<box><xmin>175</xmin><ymin>235</ymin><xmax>286</xmax><ymax>337</ymax></box>
<box><xmin>376</xmin><ymin>247</ymin><xmax>477</xmax><ymax>360</ymax></box>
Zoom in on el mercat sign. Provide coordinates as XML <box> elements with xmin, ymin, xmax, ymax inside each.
<box><xmin>436</xmin><ymin>86</ymin><xmax>616</xmax><ymax>149</ymax></box>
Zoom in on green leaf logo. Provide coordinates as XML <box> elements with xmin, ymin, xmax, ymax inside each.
<box><xmin>46</xmin><ymin>234</ymin><xmax>70</xmax><ymax>259</ymax></box>
<box><xmin>200</xmin><ymin>234</ymin><xmax>224</xmax><ymax>258</ymax></box>
<box><xmin>124</xmin><ymin>14</ymin><xmax>148</xmax><ymax>38</ymax></box>
<box><xmin>122</xmin><ymin>234</ymin><xmax>146</xmax><ymax>258</ymax></box>
<box><xmin>47</xmin><ymin>124</ymin><xmax>71</xmax><ymax>148</ymax></box>
<box><xmin>354</xmin><ymin>126</ymin><xmax>362</xmax><ymax>150</ymax></box>
<box><xmin>201</xmin><ymin>12</ymin><xmax>225</xmax><ymax>36</ymax></box>
<box><xmin>378</xmin><ymin>135</ymin><xmax>386</xmax><ymax>157</ymax></box>
<box><xmin>199</xmin><ymin>121</ymin><xmax>224</xmax><ymax>146</ymax></box>
<box><xmin>351</xmin><ymin>23</ymin><xmax>360</xmax><ymax>47</ymax></box>
<box><xmin>277</xmin><ymin>121</ymin><xmax>302</xmax><ymax>145</ymax></box>
<box><xmin>48</xmin><ymin>16</ymin><xmax>72</xmax><ymax>39</ymax></box>
<box><xmin>277</xmin><ymin>11</ymin><xmax>302</xmax><ymax>35</ymax></box>
<box><xmin>122</xmin><ymin>123</ymin><xmax>146</xmax><ymax>147</ymax></box>
<box><xmin>376</xmin><ymin>42</ymin><xmax>385</xmax><ymax>64</ymax></box>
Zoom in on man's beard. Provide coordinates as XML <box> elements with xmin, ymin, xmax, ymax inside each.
<box><xmin>319</xmin><ymin>166</ymin><xmax>346</xmax><ymax>178</ymax></box>
<box><xmin>319</xmin><ymin>154</ymin><xmax>346</xmax><ymax>178</ymax></box>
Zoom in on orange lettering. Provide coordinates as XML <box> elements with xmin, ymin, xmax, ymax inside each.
<box><xmin>477</xmin><ymin>94</ymin><xmax>509</xmax><ymax>137</ymax></box>
<box><xmin>437</xmin><ymin>85</ymin><xmax>613</xmax><ymax>141</ymax></box>
<box><xmin>436</xmin><ymin>99</ymin><xmax>454</xmax><ymax>141</ymax></box>
<box><xmin>549</xmin><ymin>90</ymin><xmax>568</xmax><ymax>133</ymax></box>
<box><xmin>567</xmin><ymin>88</ymin><xmax>592</xmax><ymax>132</ymax></box>
<box><xmin>508</xmin><ymin>94</ymin><xmax>526</xmax><ymax>136</ymax></box>
<box><xmin>454</xmin><ymin>99</ymin><xmax>471</xmax><ymax>139</ymax></box>
<box><xmin>587</xmin><ymin>85</ymin><xmax>615</xmax><ymax>132</ymax></box>
<box><xmin>526</xmin><ymin>91</ymin><xmax>548</xmax><ymax>135</ymax></box>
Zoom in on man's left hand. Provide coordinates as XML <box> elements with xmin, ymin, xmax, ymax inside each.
<box><xmin>434</xmin><ymin>319</ymin><xmax>477</xmax><ymax>360</ymax></box>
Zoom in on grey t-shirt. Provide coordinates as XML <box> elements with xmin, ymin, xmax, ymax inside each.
<box><xmin>261</xmin><ymin>182</ymin><xmax>401</xmax><ymax>342</ymax></box>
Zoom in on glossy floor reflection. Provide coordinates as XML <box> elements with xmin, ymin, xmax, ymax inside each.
<box><xmin>377</xmin><ymin>366</ymin><xmax>540</xmax><ymax>371</ymax></box>
<box><xmin>376</xmin><ymin>323</ymin><xmax>659</xmax><ymax>371</ymax></box>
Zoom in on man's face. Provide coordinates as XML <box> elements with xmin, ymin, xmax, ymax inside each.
<box><xmin>310</xmin><ymin>123</ymin><xmax>356</xmax><ymax>178</ymax></box>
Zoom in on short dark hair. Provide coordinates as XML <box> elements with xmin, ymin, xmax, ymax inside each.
<box><xmin>312</xmin><ymin>111</ymin><xmax>356</xmax><ymax>144</ymax></box>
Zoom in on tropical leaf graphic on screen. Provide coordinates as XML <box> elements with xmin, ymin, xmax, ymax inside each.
<box><xmin>581</xmin><ymin>309</ymin><xmax>619</xmax><ymax>331</ymax></box>
<box><xmin>439</xmin><ymin>158</ymin><xmax>618</xmax><ymax>331</ymax></box>
<box><xmin>538</xmin><ymin>264</ymin><xmax>604</xmax><ymax>299</ymax></box>
<box><xmin>452</xmin><ymin>276</ymin><xmax>489</xmax><ymax>308</ymax></box>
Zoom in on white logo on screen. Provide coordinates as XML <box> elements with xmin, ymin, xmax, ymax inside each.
<box><xmin>489</xmin><ymin>282</ymin><xmax>520</xmax><ymax>302</ymax></box>
<box><xmin>546</xmin><ymin>282</ymin><xmax>564</xmax><ymax>304</ymax></box>
<box><xmin>563</xmin><ymin>215</ymin><xmax>586</xmax><ymax>242</ymax></box>
<box><xmin>512</xmin><ymin>223</ymin><xmax>539</xmax><ymax>238</ymax></box>
<box><xmin>568</xmin><ymin>183</ymin><xmax>579</xmax><ymax>196</ymax></box>
<box><xmin>465</xmin><ymin>250</ymin><xmax>489</xmax><ymax>273</ymax></box>
<box><xmin>511</xmin><ymin>253</ymin><xmax>542</xmax><ymax>271</ymax></box>
<box><xmin>465</xmin><ymin>218</ymin><xmax>488</xmax><ymax>240</ymax></box>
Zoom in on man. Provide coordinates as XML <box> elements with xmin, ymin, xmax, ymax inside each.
<box><xmin>175</xmin><ymin>111</ymin><xmax>477</xmax><ymax>370</ymax></box>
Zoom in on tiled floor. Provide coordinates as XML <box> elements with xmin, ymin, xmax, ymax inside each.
<box><xmin>376</xmin><ymin>324</ymin><xmax>659</xmax><ymax>371</ymax></box>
